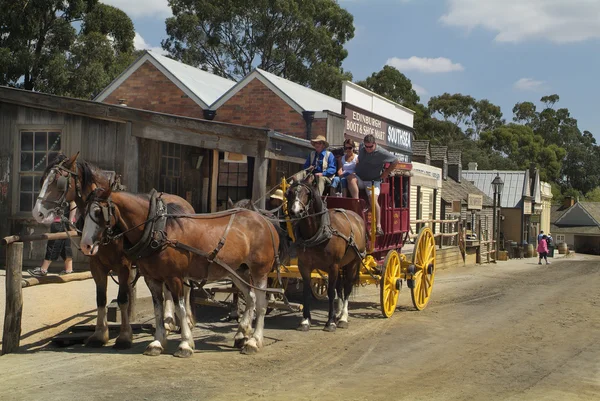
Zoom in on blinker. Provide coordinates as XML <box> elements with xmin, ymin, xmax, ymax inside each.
<box><xmin>57</xmin><ymin>175</ymin><xmax>68</xmax><ymax>191</ymax></box>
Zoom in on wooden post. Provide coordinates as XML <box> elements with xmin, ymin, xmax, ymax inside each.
<box><xmin>210</xmin><ymin>150</ymin><xmax>219</xmax><ymax>212</ymax></box>
<box><xmin>252</xmin><ymin>142</ymin><xmax>268</xmax><ymax>210</ymax></box>
<box><xmin>2</xmin><ymin>242</ymin><xmax>23</xmax><ymax>355</ymax></box>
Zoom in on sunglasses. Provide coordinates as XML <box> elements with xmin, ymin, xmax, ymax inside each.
<box><xmin>344</xmin><ymin>147</ymin><xmax>353</xmax><ymax>150</ymax></box>
<box><xmin>364</xmin><ymin>144</ymin><xmax>374</xmax><ymax>149</ymax></box>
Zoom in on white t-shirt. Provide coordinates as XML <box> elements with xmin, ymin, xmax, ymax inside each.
<box><xmin>341</xmin><ymin>154</ymin><xmax>358</xmax><ymax>176</ymax></box>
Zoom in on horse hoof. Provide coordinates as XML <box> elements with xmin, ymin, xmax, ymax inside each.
<box><xmin>337</xmin><ymin>321</ymin><xmax>349</xmax><ymax>329</ymax></box>
<box><xmin>174</xmin><ymin>347</ymin><xmax>194</xmax><ymax>358</ymax></box>
<box><xmin>233</xmin><ymin>337</ymin><xmax>248</xmax><ymax>349</ymax></box>
<box><xmin>113</xmin><ymin>339</ymin><xmax>133</xmax><ymax>350</ymax></box>
<box><xmin>143</xmin><ymin>344</ymin><xmax>163</xmax><ymax>356</ymax></box>
<box><xmin>241</xmin><ymin>343</ymin><xmax>259</xmax><ymax>355</ymax></box>
<box><xmin>297</xmin><ymin>324</ymin><xmax>310</xmax><ymax>332</ymax></box>
<box><xmin>323</xmin><ymin>323</ymin><xmax>337</xmax><ymax>332</ymax></box>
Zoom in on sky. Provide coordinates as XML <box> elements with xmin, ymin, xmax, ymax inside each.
<box><xmin>101</xmin><ymin>0</ymin><xmax>600</xmax><ymax>138</ymax></box>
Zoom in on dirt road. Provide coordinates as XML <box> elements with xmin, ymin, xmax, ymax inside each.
<box><xmin>1</xmin><ymin>254</ymin><xmax>599</xmax><ymax>400</ymax></box>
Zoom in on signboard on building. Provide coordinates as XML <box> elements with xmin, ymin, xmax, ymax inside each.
<box><xmin>452</xmin><ymin>200</ymin><xmax>462</xmax><ymax>213</ymax></box>
<box><xmin>342</xmin><ymin>103</ymin><xmax>413</xmax><ymax>157</ymax></box>
<box><xmin>467</xmin><ymin>194</ymin><xmax>483</xmax><ymax>210</ymax></box>
<box><xmin>523</xmin><ymin>200</ymin><xmax>532</xmax><ymax>215</ymax></box>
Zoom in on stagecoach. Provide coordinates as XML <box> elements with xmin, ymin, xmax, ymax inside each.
<box><xmin>270</xmin><ymin>164</ymin><xmax>437</xmax><ymax>318</ymax></box>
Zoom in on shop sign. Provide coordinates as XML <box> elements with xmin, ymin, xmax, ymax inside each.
<box><xmin>467</xmin><ymin>194</ymin><xmax>483</xmax><ymax>210</ymax></box>
<box><xmin>523</xmin><ymin>200</ymin><xmax>532</xmax><ymax>215</ymax></box>
<box><xmin>343</xmin><ymin>104</ymin><xmax>413</xmax><ymax>154</ymax></box>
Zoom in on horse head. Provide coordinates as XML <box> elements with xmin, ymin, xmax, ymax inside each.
<box><xmin>285</xmin><ymin>181</ymin><xmax>322</xmax><ymax>219</ymax></box>
<box><xmin>32</xmin><ymin>152</ymin><xmax>81</xmax><ymax>225</ymax></box>
<box><xmin>80</xmin><ymin>186</ymin><xmax>117</xmax><ymax>257</ymax></box>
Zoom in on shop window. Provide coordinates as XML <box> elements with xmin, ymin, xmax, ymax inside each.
<box><xmin>159</xmin><ymin>142</ymin><xmax>181</xmax><ymax>195</ymax></box>
<box><xmin>19</xmin><ymin>130</ymin><xmax>62</xmax><ymax>212</ymax></box>
<box><xmin>217</xmin><ymin>154</ymin><xmax>250</xmax><ymax>208</ymax></box>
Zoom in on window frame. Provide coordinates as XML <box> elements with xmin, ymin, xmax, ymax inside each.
<box><xmin>556</xmin><ymin>234</ymin><xmax>565</xmax><ymax>243</ymax></box>
<box><xmin>12</xmin><ymin>125</ymin><xmax>65</xmax><ymax>217</ymax></box>
<box><xmin>158</xmin><ymin>141</ymin><xmax>182</xmax><ymax>195</ymax></box>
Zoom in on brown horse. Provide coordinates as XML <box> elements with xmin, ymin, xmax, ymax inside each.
<box><xmin>79</xmin><ymin>187</ymin><xmax>281</xmax><ymax>357</ymax></box>
<box><xmin>33</xmin><ymin>153</ymin><xmax>194</xmax><ymax>348</ymax></box>
<box><xmin>285</xmin><ymin>181</ymin><xmax>366</xmax><ymax>331</ymax></box>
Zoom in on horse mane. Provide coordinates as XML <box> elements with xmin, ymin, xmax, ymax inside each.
<box><xmin>298</xmin><ymin>180</ymin><xmax>325</xmax><ymax>213</ymax></box>
<box><xmin>78</xmin><ymin>160</ymin><xmax>109</xmax><ymax>194</ymax></box>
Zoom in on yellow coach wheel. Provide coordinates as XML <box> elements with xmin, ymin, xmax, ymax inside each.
<box><xmin>409</xmin><ymin>227</ymin><xmax>436</xmax><ymax>310</ymax></box>
<box><xmin>380</xmin><ymin>249</ymin><xmax>402</xmax><ymax>318</ymax></box>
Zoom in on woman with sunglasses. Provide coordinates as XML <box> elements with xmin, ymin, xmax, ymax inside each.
<box><xmin>330</xmin><ymin>138</ymin><xmax>358</xmax><ymax>197</ymax></box>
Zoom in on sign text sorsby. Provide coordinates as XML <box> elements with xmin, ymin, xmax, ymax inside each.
<box><xmin>343</xmin><ymin>103</ymin><xmax>413</xmax><ymax>156</ymax></box>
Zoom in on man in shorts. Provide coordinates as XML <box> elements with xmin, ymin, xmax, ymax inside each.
<box><xmin>347</xmin><ymin>134</ymin><xmax>399</xmax><ymax>236</ymax></box>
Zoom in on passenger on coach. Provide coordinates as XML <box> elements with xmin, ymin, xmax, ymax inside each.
<box><xmin>347</xmin><ymin>134</ymin><xmax>399</xmax><ymax>236</ymax></box>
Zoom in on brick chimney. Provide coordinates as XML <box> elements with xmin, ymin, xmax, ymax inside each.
<box><xmin>468</xmin><ymin>162</ymin><xmax>478</xmax><ymax>171</ymax></box>
<box><xmin>412</xmin><ymin>140</ymin><xmax>430</xmax><ymax>165</ymax></box>
<box><xmin>430</xmin><ymin>146</ymin><xmax>448</xmax><ymax>180</ymax></box>
<box><xmin>562</xmin><ymin>196</ymin><xmax>575</xmax><ymax>209</ymax></box>
<box><xmin>447</xmin><ymin>150</ymin><xmax>462</xmax><ymax>183</ymax></box>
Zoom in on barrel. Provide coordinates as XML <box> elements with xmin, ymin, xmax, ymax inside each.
<box><xmin>526</xmin><ymin>243</ymin><xmax>535</xmax><ymax>258</ymax></box>
<box><xmin>557</xmin><ymin>242</ymin><xmax>568</xmax><ymax>254</ymax></box>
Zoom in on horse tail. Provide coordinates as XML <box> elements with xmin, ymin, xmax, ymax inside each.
<box><xmin>273</xmin><ymin>222</ymin><xmax>290</xmax><ymax>268</ymax></box>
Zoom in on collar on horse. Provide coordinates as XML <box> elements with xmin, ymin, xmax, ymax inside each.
<box><xmin>122</xmin><ymin>189</ymin><xmax>168</xmax><ymax>260</ymax></box>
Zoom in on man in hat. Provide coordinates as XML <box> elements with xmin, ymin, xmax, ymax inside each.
<box><xmin>294</xmin><ymin>135</ymin><xmax>336</xmax><ymax>195</ymax></box>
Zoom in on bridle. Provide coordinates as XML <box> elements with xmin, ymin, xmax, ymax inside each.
<box><xmin>86</xmin><ymin>192</ymin><xmax>117</xmax><ymax>246</ymax></box>
<box><xmin>287</xmin><ymin>182</ymin><xmax>314</xmax><ymax>219</ymax></box>
<box><xmin>38</xmin><ymin>159</ymin><xmax>82</xmax><ymax>214</ymax></box>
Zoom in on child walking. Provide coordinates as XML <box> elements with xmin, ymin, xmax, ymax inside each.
<box><xmin>537</xmin><ymin>234</ymin><xmax>550</xmax><ymax>265</ymax></box>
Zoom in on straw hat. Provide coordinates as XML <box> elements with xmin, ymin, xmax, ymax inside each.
<box><xmin>270</xmin><ymin>189</ymin><xmax>284</xmax><ymax>201</ymax></box>
<box><xmin>310</xmin><ymin>135</ymin><xmax>329</xmax><ymax>148</ymax></box>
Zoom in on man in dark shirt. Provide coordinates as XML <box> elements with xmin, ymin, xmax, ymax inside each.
<box><xmin>348</xmin><ymin>134</ymin><xmax>399</xmax><ymax>235</ymax></box>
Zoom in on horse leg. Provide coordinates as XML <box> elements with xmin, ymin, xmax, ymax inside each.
<box><xmin>297</xmin><ymin>267</ymin><xmax>312</xmax><ymax>331</ymax></box>
<box><xmin>114</xmin><ymin>265</ymin><xmax>133</xmax><ymax>349</ymax></box>
<box><xmin>337</xmin><ymin>261</ymin><xmax>358</xmax><ymax>329</ymax></box>
<box><xmin>85</xmin><ymin>259</ymin><xmax>110</xmax><ymax>347</ymax></box>
<box><xmin>334</xmin><ymin>273</ymin><xmax>344</xmax><ymax>321</ymax></box>
<box><xmin>242</xmin><ymin>274</ymin><xmax>268</xmax><ymax>355</ymax></box>
<box><xmin>144</xmin><ymin>277</ymin><xmax>167</xmax><ymax>356</ymax></box>
<box><xmin>229</xmin><ymin>276</ymin><xmax>255</xmax><ymax>349</ymax></box>
<box><xmin>323</xmin><ymin>265</ymin><xmax>339</xmax><ymax>332</ymax></box>
<box><xmin>168</xmin><ymin>279</ymin><xmax>195</xmax><ymax>358</ymax></box>
<box><xmin>163</xmin><ymin>284</ymin><xmax>177</xmax><ymax>333</ymax></box>
<box><xmin>184</xmin><ymin>283</ymin><xmax>196</xmax><ymax>330</ymax></box>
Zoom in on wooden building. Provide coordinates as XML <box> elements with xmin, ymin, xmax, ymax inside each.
<box><xmin>0</xmin><ymin>86</ymin><xmax>311</xmax><ymax>265</ymax></box>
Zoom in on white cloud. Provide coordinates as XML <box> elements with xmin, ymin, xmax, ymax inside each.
<box><xmin>513</xmin><ymin>78</ymin><xmax>548</xmax><ymax>91</ymax></box>
<box><xmin>134</xmin><ymin>33</ymin><xmax>168</xmax><ymax>55</ymax></box>
<box><xmin>412</xmin><ymin>83</ymin><xmax>428</xmax><ymax>96</ymax></box>
<box><xmin>386</xmin><ymin>56</ymin><xmax>464</xmax><ymax>73</ymax></box>
<box><xmin>440</xmin><ymin>0</ymin><xmax>600</xmax><ymax>44</ymax></box>
<box><xmin>101</xmin><ymin>0</ymin><xmax>171</xmax><ymax>18</ymax></box>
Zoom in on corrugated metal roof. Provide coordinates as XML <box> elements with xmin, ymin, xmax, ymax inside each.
<box><xmin>148</xmin><ymin>51</ymin><xmax>237</xmax><ymax>107</ymax></box>
<box><xmin>256</xmin><ymin>68</ymin><xmax>342</xmax><ymax>113</ymax></box>
<box><xmin>440</xmin><ymin>176</ymin><xmax>493</xmax><ymax>206</ymax></box>
<box><xmin>462</xmin><ymin>170</ymin><xmax>526</xmax><ymax>208</ymax></box>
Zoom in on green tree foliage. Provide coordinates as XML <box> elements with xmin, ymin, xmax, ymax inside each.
<box><xmin>163</xmin><ymin>0</ymin><xmax>355</xmax><ymax>98</ymax></box>
<box><xmin>427</xmin><ymin>93</ymin><xmax>476</xmax><ymax>128</ymax></box>
<box><xmin>0</xmin><ymin>0</ymin><xmax>136</xmax><ymax>98</ymax></box>
<box><xmin>584</xmin><ymin>187</ymin><xmax>600</xmax><ymax>202</ymax></box>
<box><xmin>356</xmin><ymin>66</ymin><xmax>420</xmax><ymax>107</ymax></box>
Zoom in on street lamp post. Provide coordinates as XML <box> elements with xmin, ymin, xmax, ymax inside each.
<box><xmin>492</xmin><ymin>174</ymin><xmax>504</xmax><ymax>261</ymax></box>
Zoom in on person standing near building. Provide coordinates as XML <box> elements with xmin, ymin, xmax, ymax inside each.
<box><xmin>28</xmin><ymin>201</ymin><xmax>77</xmax><ymax>276</ymax></box>
<box><xmin>537</xmin><ymin>234</ymin><xmax>550</xmax><ymax>265</ymax></box>
<box><xmin>347</xmin><ymin>134</ymin><xmax>399</xmax><ymax>236</ymax></box>
<box><xmin>537</xmin><ymin>230</ymin><xmax>545</xmax><ymax>244</ymax></box>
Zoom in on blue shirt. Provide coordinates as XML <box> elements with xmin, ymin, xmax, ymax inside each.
<box><xmin>303</xmin><ymin>150</ymin><xmax>337</xmax><ymax>177</ymax></box>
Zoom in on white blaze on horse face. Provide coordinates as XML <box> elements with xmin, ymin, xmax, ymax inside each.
<box><xmin>290</xmin><ymin>198</ymin><xmax>303</xmax><ymax>215</ymax></box>
<box><xmin>80</xmin><ymin>207</ymin><xmax>103</xmax><ymax>256</ymax></box>
<box><xmin>32</xmin><ymin>173</ymin><xmax>56</xmax><ymax>225</ymax></box>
